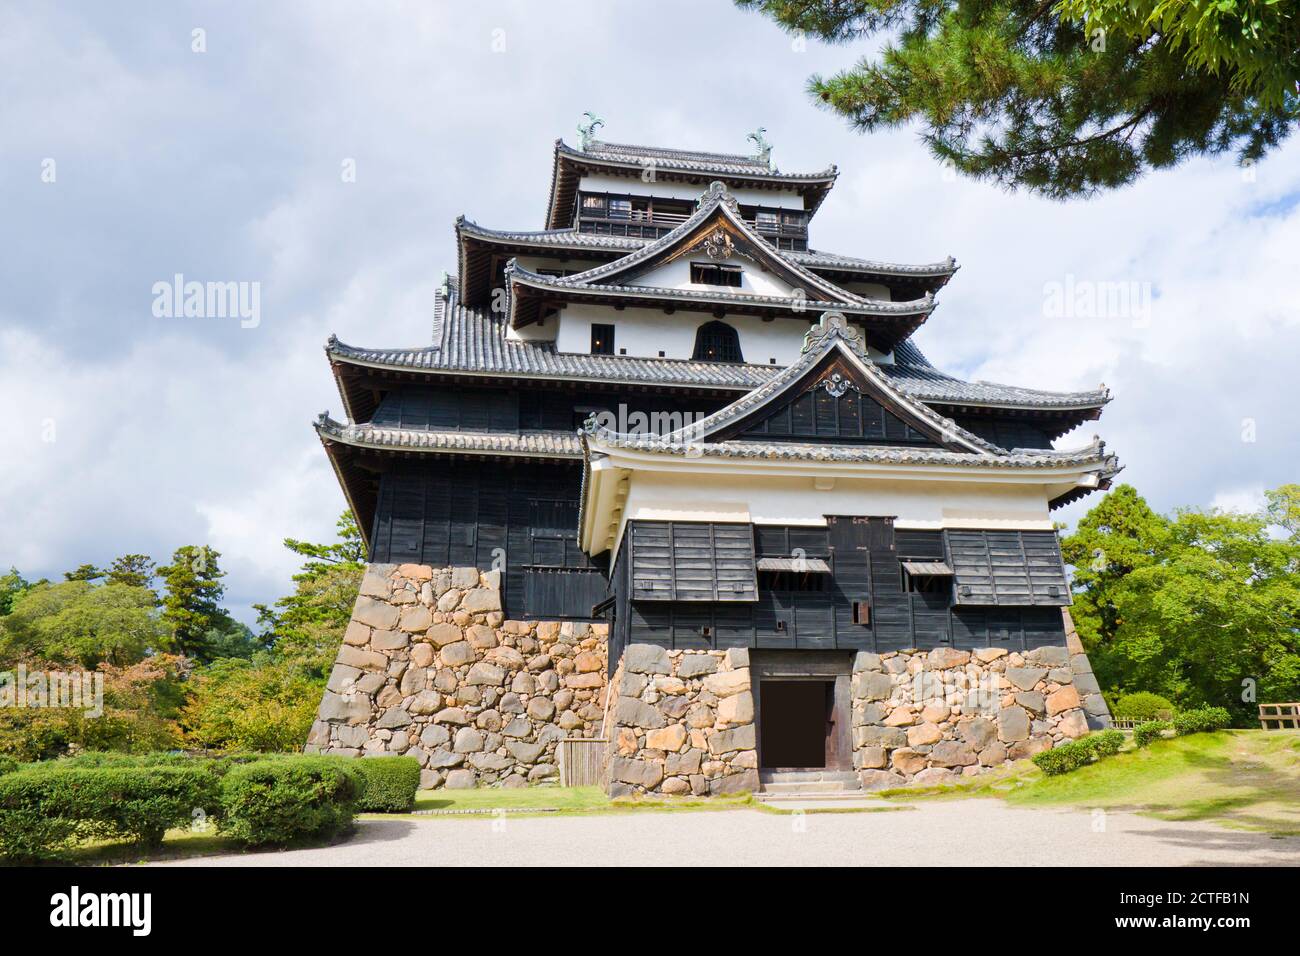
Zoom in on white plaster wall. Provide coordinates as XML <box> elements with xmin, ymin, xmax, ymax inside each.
<box><xmin>578</xmin><ymin>172</ymin><xmax>804</xmax><ymax>209</ymax></box>
<box><xmin>621</xmin><ymin>471</ymin><xmax>1055</xmax><ymax>534</ymax></box>
<box><xmin>630</xmin><ymin>256</ymin><xmax>797</xmax><ymax>296</ymax></box>
<box><xmin>554</xmin><ymin>303</ymin><xmax>893</xmax><ymax>366</ymax></box>
<box><xmin>555</xmin><ymin>303</ymin><xmax>810</xmax><ymax>365</ymax></box>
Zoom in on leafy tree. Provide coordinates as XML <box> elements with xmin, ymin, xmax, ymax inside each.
<box><xmin>179</xmin><ymin>654</ymin><xmax>323</xmax><ymax>753</ymax></box>
<box><xmin>256</xmin><ymin>511</ymin><xmax>365</xmax><ymax>674</ymax></box>
<box><xmin>204</xmin><ymin>620</ymin><xmax>270</xmax><ymax>661</ymax></box>
<box><xmin>157</xmin><ymin>546</ymin><xmax>233</xmax><ymax>662</ymax></box>
<box><xmin>1265</xmin><ymin>483</ymin><xmax>1300</xmax><ymax>539</ymax></box>
<box><xmin>0</xmin><ymin>581</ymin><xmax>168</xmax><ymax>668</ymax></box>
<box><xmin>737</xmin><ymin>0</ymin><xmax>1299</xmax><ymax>198</ymax></box>
<box><xmin>63</xmin><ymin>563</ymin><xmax>104</xmax><ymax>583</ymax></box>
<box><xmin>1062</xmin><ymin>484</ymin><xmax>1300</xmax><ymax>722</ymax></box>
<box><xmin>1060</xmin><ymin>483</ymin><xmax>1167</xmax><ymax>648</ymax></box>
<box><xmin>0</xmin><ymin>655</ymin><xmax>185</xmax><ymax>761</ymax></box>
<box><xmin>281</xmin><ymin>511</ymin><xmax>366</xmax><ymax>579</ymax></box>
<box><xmin>105</xmin><ymin>554</ymin><xmax>157</xmax><ymax>589</ymax></box>
<box><xmin>0</xmin><ymin>568</ymin><xmax>31</xmax><ymax>616</ymax></box>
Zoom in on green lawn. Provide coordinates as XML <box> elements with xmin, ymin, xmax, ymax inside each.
<box><xmin>56</xmin><ymin>828</ymin><xmax>241</xmax><ymax>866</ymax></box>
<box><xmin>411</xmin><ymin>785</ymin><xmax>612</xmax><ymax>813</ymax></box>
<box><xmin>405</xmin><ymin>784</ymin><xmax>759</xmax><ymax>816</ymax></box>
<box><xmin>883</xmin><ymin>730</ymin><xmax>1300</xmax><ymax>836</ymax></box>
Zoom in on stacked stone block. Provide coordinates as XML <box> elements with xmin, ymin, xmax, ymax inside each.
<box><xmin>604</xmin><ymin>645</ymin><xmax>759</xmax><ymax>798</ymax></box>
<box><xmin>306</xmin><ymin>564</ymin><xmax>607</xmax><ymax>789</ymax></box>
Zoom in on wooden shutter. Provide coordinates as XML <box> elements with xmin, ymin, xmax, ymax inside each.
<box><xmin>629</xmin><ymin>521</ymin><xmax>758</xmax><ymax>602</ymax></box>
<box><xmin>946</xmin><ymin>530</ymin><xmax>1070</xmax><ymax>607</ymax></box>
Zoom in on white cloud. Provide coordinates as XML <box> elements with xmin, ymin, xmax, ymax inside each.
<box><xmin>2</xmin><ymin>0</ymin><xmax>1297</xmax><ymax>623</ymax></box>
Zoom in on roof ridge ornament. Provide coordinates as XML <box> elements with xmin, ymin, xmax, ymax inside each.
<box><xmin>746</xmin><ymin>127</ymin><xmax>773</xmax><ymax>170</ymax></box>
<box><xmin>802</xmin><ymin>310</ymin><xmax>867</xmax><ymax>357</ymax></box>
<box><xmin>578</xmin><ymin>111</ymin><xmax>604</xmax><ymax>151</ymax></box>
<box><xmin>697</xmin><ymin>180</ymin><xmax>740</xmax><ymax>214</ymax></box>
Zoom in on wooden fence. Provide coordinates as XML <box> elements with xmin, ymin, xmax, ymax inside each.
<box><xmin>1259</xmin><ymin>703</ymin><xmax>1300</xmax><ymax>730</ymax></box>
<box><xmin>558</xmin><ymin>738</ymin><xmax>608</xmax><ymax>787</ymax></box>
<box><xmin>1110</xmin><ymin>712</ymin><xmax>1172</xmax><ymax>731</ymax></box>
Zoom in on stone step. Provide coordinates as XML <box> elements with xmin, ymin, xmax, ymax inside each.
<box><xmin>759</xmin><ymin>780</ymin><xmax>857</xmax><ymax>795</ymax></box>
<box><xmin>760</xmin><ymin>769</ymin><xmax>861</xmax><ymax>786</ymax></box>
<box><xmin>754</xmin><ymin>792</ymin><xmax>878</xmax><ymax>805</ymax></box>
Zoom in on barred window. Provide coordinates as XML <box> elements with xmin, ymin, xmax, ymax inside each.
<box><xmin>691</xmin><ymin>320</ymin><xmax>743</xmax><ymax>363</ymax></box>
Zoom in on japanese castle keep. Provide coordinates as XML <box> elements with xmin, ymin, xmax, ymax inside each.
<box><xmin>306</xmin><ymin>124</ymin><xmax>1120</xmax><ymax>795</ymax></box>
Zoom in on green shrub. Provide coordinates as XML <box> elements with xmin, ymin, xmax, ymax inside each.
<box><xmin>0</xmin><ymin>755</ymin><xmax>20</xmax><ymax>776</ymax></box>
<box><xmin>1032</xmin><ymin>729</ymin><xmax>1127</xmax><ymax>776</ymax></box>
<box><xmin>1173</xmin><ymin>707</ymin><xmax>1232</xmax><ymax>736</ymax></box>
<box><xmin>1085</xmin><ymin>729</ymin><xmax>1125</xmax><ymax>757</ymax></box>
<box><xmin>1134</xmin><ymin>719</ymin><xmax>1173</xmax><ymax>747</ymax></box>
<box><xmin>0</xmin><ymin>763</ymin><xmax>220</xmax><ymax>862</ymax></box>
<box><xmin>1112</xmin><ymin>691</ymin><xmax>1176</xmax><ymax>721</ymax></box>
<box><xmin>218</xmin><ymin>756</ymin><xmax>362</xmax><ymax>847</ymax></box>
<box><xmin>1032</xmin><ymin>740</ymin><xmax>1090</xmax><ymax>775</ymax></box>
<box><xmin>48</xmin><ymin>750</ymin><xmax>195</xmax><ymax>769</ymax></box>
<box><xmin>350</xmin><ymin>756</ymin><xmax>421</xmax><ymax>812</ymax></box>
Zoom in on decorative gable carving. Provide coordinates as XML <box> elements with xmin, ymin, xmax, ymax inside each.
<box><xmin>700</xmin><ymin>227</ymin><xmax>734</xmax><ymax>260</ymax></box>
<box><xmin>737</xmin><ymin>356</ymin><xmax>939</xmax><ymax>446</ymax></box>
<box><xmin>818</xmin><ymin>372</ymin><xmax>858</xmax><ymax>398</ymax></box>
<box><xmin>802</xmin><ymin>310</ymin><xmax>867</xmax><ymax>358</ymax></box>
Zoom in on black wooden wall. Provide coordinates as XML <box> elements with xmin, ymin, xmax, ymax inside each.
<box><xmin>948</xmin><ymin>415</ymin><xmax>1055</xmax><ymax>450</ymax></box>
<box><xmin>369</xmin><ymin>459</ymin><xmax>606</xmax><ymax>619</ymax></box>
<box><xmin>740</xmin><ymin>387</ymin><xmax>936</xmax><ymax>445</ymax></box>
<box><xmin>371</xmin><ymin>385</ymin><xmax>724</xmax><ymax>435</ymax></box>
<box><xmin>612</xmin><ymin>518</ymin><xmax>1067</xmax><ymax>654</ymax></box>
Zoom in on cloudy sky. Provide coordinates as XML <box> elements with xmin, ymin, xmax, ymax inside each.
<box><xmin>3</xmin><ymin>1</ymin><xmax>1297</xmax><ymax>624</ymax></box>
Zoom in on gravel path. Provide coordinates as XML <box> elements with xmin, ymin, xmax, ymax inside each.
<box><xmin>155</xmin><ymin>799</ymin><xmax>1300</xmax><ymax>867</ymax></box>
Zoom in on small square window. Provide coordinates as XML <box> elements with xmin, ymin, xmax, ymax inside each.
<box><xmin>852</xmin><ymin>601</ymin><xmax>870</xmax><ymax>625</ymax></box>
<box><xmin>590</xmin><ymin>323</ymin><xmax>615</xmax><ymax>355</ymax></box>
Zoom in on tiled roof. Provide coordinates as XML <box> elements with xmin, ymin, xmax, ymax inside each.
<box><xmin>572</xmin><ymin>139</ymin><xmax>836</xmax><ymax>181</ymax></box>
<box><xmin>886</xmin><ymin>340</ymin><xmax>1112</xmax><ymax>409</ymax></box>
<box><xmin>506</xmin><ymin>263</ymin><xmax>934</xmax><ymax>316</ymax></box>
<box><xmin>455</xmin><ymin>218</ymin><xmax>958</xmax><ymax>281</ymax></box>
<box><xmin>546</xmin><ymin>138</ymin><xmax>838</xmax><ymax>229</ymax></box>
<box><xmin>326</xmin><ymin>289</ymin><xmax>1109</xmax><ymax>411</ymax></box>
<box><xmin>541</xmin><ymin>181</ymin><xmax>874</xmax><ymax>307</ymax></box>
<box><xmin>585</xmin><ymin>432</ymin><xmax>1119</xmax><ymax>470</ymax></box>
<box><xmin>791</xmin><ymin>249</ymin><xmax>957</xmax><ymax>279</ymax></box>
<box><xmin>315</xmin><ymin>415</ymin><xmax>582</xmax><ymax>457</ymax></box>
<box><xmin>608</xmin><ymin>311</ymin><xmax>999</xmax><ymax>456</ymax></box>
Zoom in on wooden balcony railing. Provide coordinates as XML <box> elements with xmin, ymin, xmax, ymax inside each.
<box><xmin>577</xmin><ymin>212</ymin><xmax>808</xmax><ymax>248</ymax></box>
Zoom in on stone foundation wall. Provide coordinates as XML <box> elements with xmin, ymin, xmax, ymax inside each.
<box><xmin>599</xmin><ymin>640</ymin><xmax>1108</xmax><ymax>795</ymax></box>
<box><xmin>853</xmin><ymin>645</ymin><xmax>1109</xmax><ymax>789</ymax></box>
<box><xmin>604</xmin><ymin>645</ymin><xmax>759</xmax><ymax>798</ymax></box>
<box><xmin>305</xmin><ymin>564</ymin><xmax>607</xmax><ymax>789</ymax></box>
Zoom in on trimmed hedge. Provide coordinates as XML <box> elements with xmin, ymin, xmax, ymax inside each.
<box><xmin>0</xmin><ymin>753</ymin><xmax>373</xmax><ymax>860</ymax></box>
<box><xmin>1031</xmin><ymin>729</ymin><xmax>1126</xmax><ymax>776</ymax></box>
<box><xmin>1134</xmin><ymin>719</ymin><xmax>1173</xmax><ymax>747</ymax></box>
<box><xmin>1112</xmin><ymin>691</ymin><xmax>1176</xmax><ymax>721</ymax></box>
<box><xmin>1086</xmin><ymin>729</ymin><xmax>1125</xmax><ymax>758</ymax></box>
<box><xmin>350</xmin><ymin>756</ymin><xmax>421</xmax><ymax>812</ymax></box>
<box><xmin>218</xmin><ymin>756</ymin><xmax>363</xmax><ymax>847</ymax></box>
<box><xmin>1173</xmin><ymin>707</ymin><xmax>1232</xmax><ymax>736</ymax></box>
<box><xmin>1031</xmin><ymin>740</ymin><xmax>1090</xmax><ymax>776</ymax></box>
<box><xmin>0</xmin><ymin>763</ymin><xmax>220</xmax><ymax>862</ymax></box>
